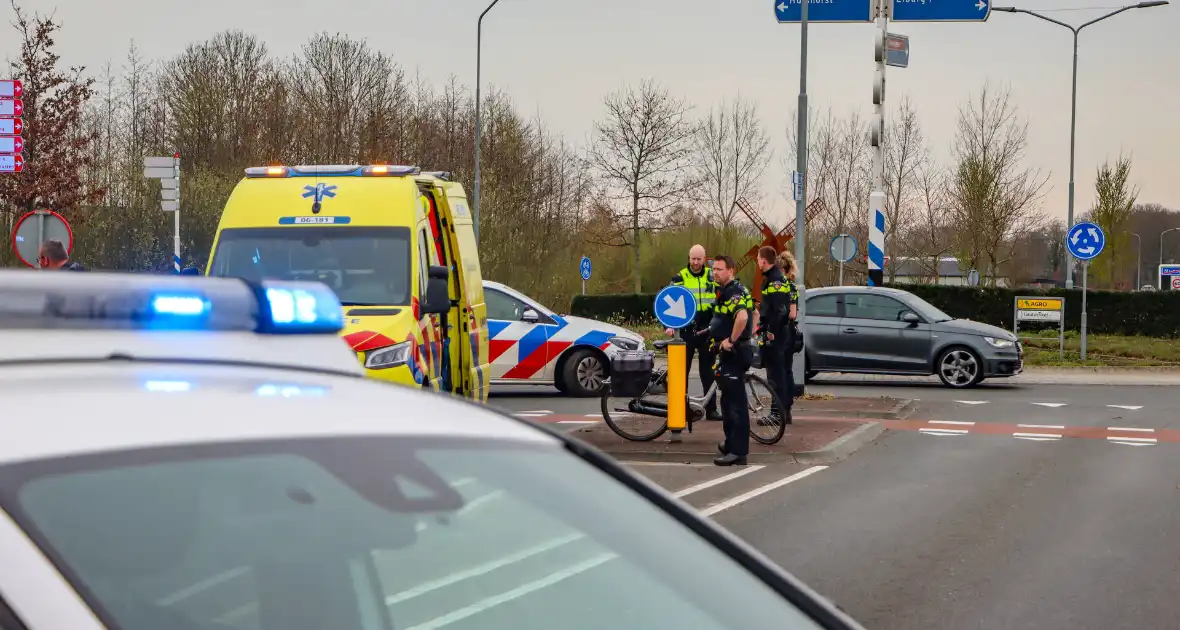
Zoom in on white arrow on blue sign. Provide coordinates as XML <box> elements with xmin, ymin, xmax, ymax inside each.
<box><xmin>890</xmin><ymin>0</ymin><xmax>990</xmax><ymax>22</ymax></box>
<box><xmin>654</xmin><ymin>285</ymin><xmax>698</xmax><ymax>330</ymax></box>
<box><xmin>1066</xmin><ymin>221</ymin><xmax>1105</xmax><ymax>261</ymax></box>
<box><xmin>775</xmin><ymin>0</ymin><xmax>873</xmax><ymax>23</ymax></box>
<box><xmin>580</xmin><ymin>256</ymin><xmax>592</xmax><ymax>281</ymax></box>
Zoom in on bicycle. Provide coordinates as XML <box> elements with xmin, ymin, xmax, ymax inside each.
<box><xmin>600</xmin><ymin>338</ymin><xmax>787</xmax><ymax>444</ymax></box>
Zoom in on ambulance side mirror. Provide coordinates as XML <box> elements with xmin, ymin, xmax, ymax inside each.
<box><xmin>422</xmin><ymin>265</ymin><xmax>450</xmax><ymax>315</ymax></box>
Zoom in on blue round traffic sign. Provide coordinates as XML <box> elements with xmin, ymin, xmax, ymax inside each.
<box><xmin>580</xmin><ymin>256</ymin><xmax>592</xmax><ymax>281</ymax></box>
<box><xmin>1066</xmin><ymin>221</ymin><xmax>1105</xmax><ymax>261</ymax></box>
<box><xmin>654</xmin><ymin>285</ymin><xmax>698</xmax><ymax>330</ymax></box>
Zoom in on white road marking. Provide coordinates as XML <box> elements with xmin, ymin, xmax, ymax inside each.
<box><xmin>699</xmin><ymin>466</ymin><xmax>828</xmax><ymax>517</ymax></box>
<box><xmin>1013</xmin><ymin>432</ymin><xmax>1062</xmax><ymax>439</ymax></box>
<box><xmin>1107</xmin><ymin>436</ymin><xmax>1157</xmax><ymax>444</ymax></box>
<box><xmin>1107</xmin><ymin>405</ymin><xmax>1143</xmax><ymax>410</ymax></box>
<box><xmin>585</xmin><ymin>413</ymin><xmax>603</xmax><ymax>417</ymax></box>
<box><xmin>930</xmin><ymin>420</ymin><xmax>975</xmax><ymax>426</ymax></box>
<box><xmin>918</xmin><ymin>428</ymin><xmax>969</xmax><ymax>436</ymax></box>
<box><xmin>557</xmin><ymin>420</ymin><xmax>597</xmax><ymax>424</ymax></box>
<box><xmin>671</xmin><ymin>466</ymin><xmax>765</xmax><ymax>497</ymax></box>
<box><xmin>402</xmin><ymin>553</ymin><xmax>617</xmax><ymax>630</ymax></box>
<box><xmin>1109</xmin><ymin>440</ymin><xmax>1155</xmax><ymax>447</ymax></box>
<box><xmin>1015</xmin><ymin>436</ymin><xmax>1060</xmax><ymax>442</ymax></box>
<box><xmin>954</xmin><ymin>400</ymin><xmax>989</xmax><ymax>405</ymax></box>
<box><xmin>514</xmin><ymin>413</ymin><xmax>550</xmax><ymax>418</ymax></box>
<box><xmin>1019</xmin><ymin>424</ymin><xmax>1065</xmax><ymax>429</ymax></box>
<box><xmin>1108</xmin><ymin>427</ymin><xmax>1154</xmax><ymax>432</ymax></box>
<box><xmin>1031</xmin><ymin>402</ymin><xmax>1068</xmax><ymax>408</ymax></box>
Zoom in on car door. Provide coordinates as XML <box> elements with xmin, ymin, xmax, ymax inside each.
<box><xmin>838</xmin><ymin>293</ymin><xmax>932</xmax><ymax>372</ymax></box>
<box><xmin>804</xmin><ymin>293</ymin><xmax>844</xmax><ymax>369</ymax></box>
<box><xmin>484</xmin><ymin>288</ymin><xmax>561</xmax><ymax>381</ymax></box>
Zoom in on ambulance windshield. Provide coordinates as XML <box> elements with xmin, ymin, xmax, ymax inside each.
<box><xmin>209</xmin><ymin>226</ymin><xmax>412</xmax><ymax>306</ymax></box>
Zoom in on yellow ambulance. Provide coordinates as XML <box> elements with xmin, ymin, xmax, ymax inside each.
<box><xmin>205</xmin><ymin>164</ymin><xmax>489</xmax><ymax>402</ymax></box>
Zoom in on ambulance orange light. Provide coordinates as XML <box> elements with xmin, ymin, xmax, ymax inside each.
<box><xmin>371</xmin><ymin>165</ymin><xmax>389</xmax><ymax>174</ymax></box>
<box><xmin>266</xmin><ymin>166</ymin><xmax>285</xmax><ymax>176</ymax></box>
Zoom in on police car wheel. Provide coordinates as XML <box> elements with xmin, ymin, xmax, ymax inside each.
<box><xmin>562</xmin><ymin>349</ymin><xmax>607</xmax><ymax>397</ymax></box>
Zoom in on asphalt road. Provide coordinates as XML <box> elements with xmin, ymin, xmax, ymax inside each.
<box><xmin>488</xmin><ymin>377</ymin><xmax>1180</xmax><ymax>629</ymax></box>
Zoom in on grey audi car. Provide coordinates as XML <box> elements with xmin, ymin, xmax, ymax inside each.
<box><xmin>803</xmin><ymin>286</ymin><xmax>1023</xmax><ymax>388</ymax></box>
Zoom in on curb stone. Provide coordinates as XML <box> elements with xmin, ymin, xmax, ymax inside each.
<box><xmin>792</xmin><ymin>422</ymin><xmax>886</xmax><ymax>465</ymax></box>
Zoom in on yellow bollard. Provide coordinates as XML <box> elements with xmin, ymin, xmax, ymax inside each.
<box><xmin>666</xmin><ymin>339</ymin><xmax>687</xmax><ymax>442</ymax></box>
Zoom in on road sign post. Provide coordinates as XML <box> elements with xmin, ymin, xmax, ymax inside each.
<box><xmin>144</xmin><ymin>155</ymin><xmax>182</xmax><ymax>272</ymax></box>
<box><xmin>1066</xmin><ymin>221</ymin><xmax>1105</xmax><ymax>361</ymax></box>
<box><xmin>580</xmin><ymin>256</ymin><xmax>592</xmax><ymax>295</ymax></box>
<box><xmin>0</xmin><ymin>80</ymin><xmax>22</xmax><ymax>177</ymax></box>
<box><xmin>1013</xmin><ymin>296</ymin><xmax>1064</xmax><ymax>360</ymax></box>
<box><xmin>829</xmin><ymin>234</ymin><xmax>857</xmax><ymax>286</ymax></box>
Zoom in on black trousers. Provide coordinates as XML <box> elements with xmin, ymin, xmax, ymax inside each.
<box><xmin>684</xmin><ymin>333</ymin><xmax>718</xmax><ymax>413</ymax></box>
<box><xmin>763</xmin><ymin>338</ymin><xmax>794</xmax><ymax>419</ymax></box>
<box><xmin>716</xmin><ymin>344</ymin><xmax>753</xmax><ymax>457</ymax></box>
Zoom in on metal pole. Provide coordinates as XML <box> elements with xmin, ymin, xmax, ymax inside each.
<box><xmin>474</xmin><ymin>0</ymin><xmax>502</xmax><ymax>246</ymax></box>
<box><xmin>35</xmin><ymin>212</ymin><xmax>44</xmax><ymax>269</ymax></box>
<box><xmin>1065</xmin><ymin>31</ymin><xmax>1079</xmax><ymax>289</ymax></box>
<box><xmin>173</xmin><ymin>154</ymin><xmax>181</xmax><ymax>273</ymax></box>
<box><xmin>1081</xmin><ymin>262</ymin><xmax>1088</xmax><ymax>360</ymax></box>
<box><xmin>866</xmin><ymin>9</ymin><xmax>887</xmax><ymax>287</ymax></box>
<box><xmin>792</xmin><ymin>0</ymin><xmax>810</xmax><ymax>398</ymax></box>
<box><xmin>838</xmin><ymin>260</ymin><xmax>844</xmax><ymax>286</ymax></box>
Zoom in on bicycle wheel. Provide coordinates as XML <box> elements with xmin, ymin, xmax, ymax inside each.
<box><xmin>601</xmin><ymin>389</ymin><xmax>669</xmax><ymax>442</ymax></box>
<box><xmin>744</xmin><ymin>373</ymin><xmax>787</xmax><ymax>445</ymax></box>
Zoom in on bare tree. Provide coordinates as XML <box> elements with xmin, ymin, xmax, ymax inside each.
<box><xmin>588</xmin><ymin>79</ymin><xmax>695</xmax><ymax>292</ymax></box>
<box><xmin>691</xmin><ymin>96</ymin><xmax>771</xmax><ymax>234</ymax></box>
<box><xmin>882</xmin><ymin>97</ymin><xmax>925</xmax><ymax>280</ymax></box>
<box><xmin>1089</xmin><ymin>153</ymin><xmax>1138</xmax><ymax>288</ymax></box>
<box><xmin>948</xmin><ymin>83</ymin><xmax>1048</xmax><ymax>285</ymax></box>
<box><xmin>910</xmin><ymin>163</ymin><xmax>954</xmax><ymax>282</ymax></box>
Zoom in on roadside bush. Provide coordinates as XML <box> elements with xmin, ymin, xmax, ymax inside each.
<box><xmin>570</xmin><ymin>285</ymin><xmax>1180</xmax><ymax>338</ymax></box>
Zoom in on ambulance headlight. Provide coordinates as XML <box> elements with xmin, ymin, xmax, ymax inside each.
<box><xmin>365</xmin><ymin>341</ymin><xmax>413</xmax><ymax>369</ymax></box>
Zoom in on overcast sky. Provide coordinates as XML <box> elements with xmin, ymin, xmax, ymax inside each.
<box><xmin>6</xmin><ymin>0</ymin><xmax>1178</xmax><ymax>229</ymax></box>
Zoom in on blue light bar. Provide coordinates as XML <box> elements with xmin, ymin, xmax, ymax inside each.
<box><xmin>0</xmin><ymin>271</ymin><xmax>344</xmax><ymax>335</ymax></box>
<box><xmin>257</xmin><ymin>281</ymin><xmax>344</xmax><ymax>334</ymax></box>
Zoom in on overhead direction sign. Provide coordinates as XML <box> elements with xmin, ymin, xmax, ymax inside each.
<box><xmin>1066</xmin><ymin>221</ymin><xmax>1105</xmax><ymax>261</ymax></box>
<box><xmin>775</xmin><ymin>0</ymin><xmax>873</xmax><ymax>22</ymax></box>
<box><xmin>890</xmin><ymin>0</ymin><xmax>990</xmax><ymax>22</ymax></box>
<box><xmin>654</xmin><ymin>285</ymin><xmax>698</xmax><ymax>330</ymax></box>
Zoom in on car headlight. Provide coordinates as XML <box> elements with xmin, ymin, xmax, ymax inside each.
<box><xmin>609</xmin><ymin>335</ymin><xmax>641</xmax><ymax>351</ymax></box>
<box><xmin>365</xmin><ymin>341</ymin><xmax>414</xmax><ymax>369</ymax></box>
<box><xmin>984</xmin><ymin>336</ymin><xmax>1015</xmax><ymax>349</ymax></box>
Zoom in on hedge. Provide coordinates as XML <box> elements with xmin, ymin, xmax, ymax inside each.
<box><xmin>570</xmin><ymin>285</ymin><xmax>1180</xmax><ymax>338</ymax></box>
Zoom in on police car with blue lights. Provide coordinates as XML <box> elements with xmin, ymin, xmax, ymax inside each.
<box><xmin>0</xmin><ymin>270</ymin><xmax>864</xmax><ymax>630</ymax></box>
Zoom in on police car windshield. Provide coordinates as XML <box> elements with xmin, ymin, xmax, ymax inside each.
<box><xmin>209</xmin><ymin>226</ymin><xmax>411</xmax><ymax>306</ymax></box>
<box><xmin>2</xmin><ymin>436</ymin><xmax>824</xmax><ymax>630</ymax></box>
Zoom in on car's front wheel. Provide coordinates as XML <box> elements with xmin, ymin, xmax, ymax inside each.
<box><xmin>560</xmin><ymin>349</ymin><xmax>608</xmax><ymax>397</ymax></box>
<box><xmin>936</xmin><ymin>346</ymin><xmax>984</xmax><ymax>388</ymax></box>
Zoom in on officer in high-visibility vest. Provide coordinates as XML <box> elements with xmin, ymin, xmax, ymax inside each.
<box><xmin>664</xmin><ymin>244</ymin><xmax>721</xmax><ymax>420</ymax></box>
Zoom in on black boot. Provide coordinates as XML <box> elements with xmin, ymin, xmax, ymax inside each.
<box><xmin>713</xmin><ymin>453</ymin><xmax>748</xmax><ymax>466</ymax></box>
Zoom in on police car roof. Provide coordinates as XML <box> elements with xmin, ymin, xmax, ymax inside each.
<box><xmin>0</xmin><ymin>362</ymin><xmax>555</xmax><ymax>465</ymax></box>
<box><xmin>0</xmin><ymin>269</ymin><xmax>363</xmax><ymax>375</ymax></box>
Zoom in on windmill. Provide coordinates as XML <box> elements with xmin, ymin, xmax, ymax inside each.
<box><xmin>733</xmin><ymin>197</ymin><xmax>828</xmax><ymax>301</ymax></box>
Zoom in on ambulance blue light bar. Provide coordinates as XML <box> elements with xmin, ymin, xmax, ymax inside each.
<box><xmin>244</xmin><ymin>164</ymin><xmax>420</xmax><ymax>178</ymax></box>
<box><xmin>0</xmin><ymin>270</ymin><xmax>344</xmax><ymax>334</ymax></box>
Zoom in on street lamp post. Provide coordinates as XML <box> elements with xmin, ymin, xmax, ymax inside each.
<box><xmin>1161</xmin><ymin>227</ymin><xmax>1180</xmax><ymax>270</ymax></box>
<box><xmin>474</xmin><ymin>0</ymin><xmax>503</xmax><ymax>244</ymax></box>
<box><xmin>1131</xmin><ymin>233</ymin><xmax>1141</xmax><ymax>290</ymax></box>
<box><xmin>993</xmin><ymin>1</ymin><xmax>1168</xmax><ymax>291</ymax></box>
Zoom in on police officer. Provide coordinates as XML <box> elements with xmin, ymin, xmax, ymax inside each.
<box><xmin>664</xmin><ymin>244</ymin><xmax>720</xmax><ymax>420</ymax></box>
<box><xmin>38</xmin><ymin>239</ymin><xmax>86</xmax><ymax>271</ymax></box>
<box><xmin>709</xmin><ymin>255</ymin><xmax>754</xmax><ymax>467</ymax></box>
<box><xmin>754</xmin><ymin>246</ymin><xmax>797</xmax><ymax>425</ymax></box>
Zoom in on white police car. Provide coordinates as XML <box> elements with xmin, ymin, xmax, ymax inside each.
<box><xmin>484</xmin><ymin>280</ymin><xmax>644</xmax><ymax>397</ymax></box>
<box><xmin>0</xmin><ymin>270</ymin><xmax>863</xmax><ymax>630</ymax></box>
